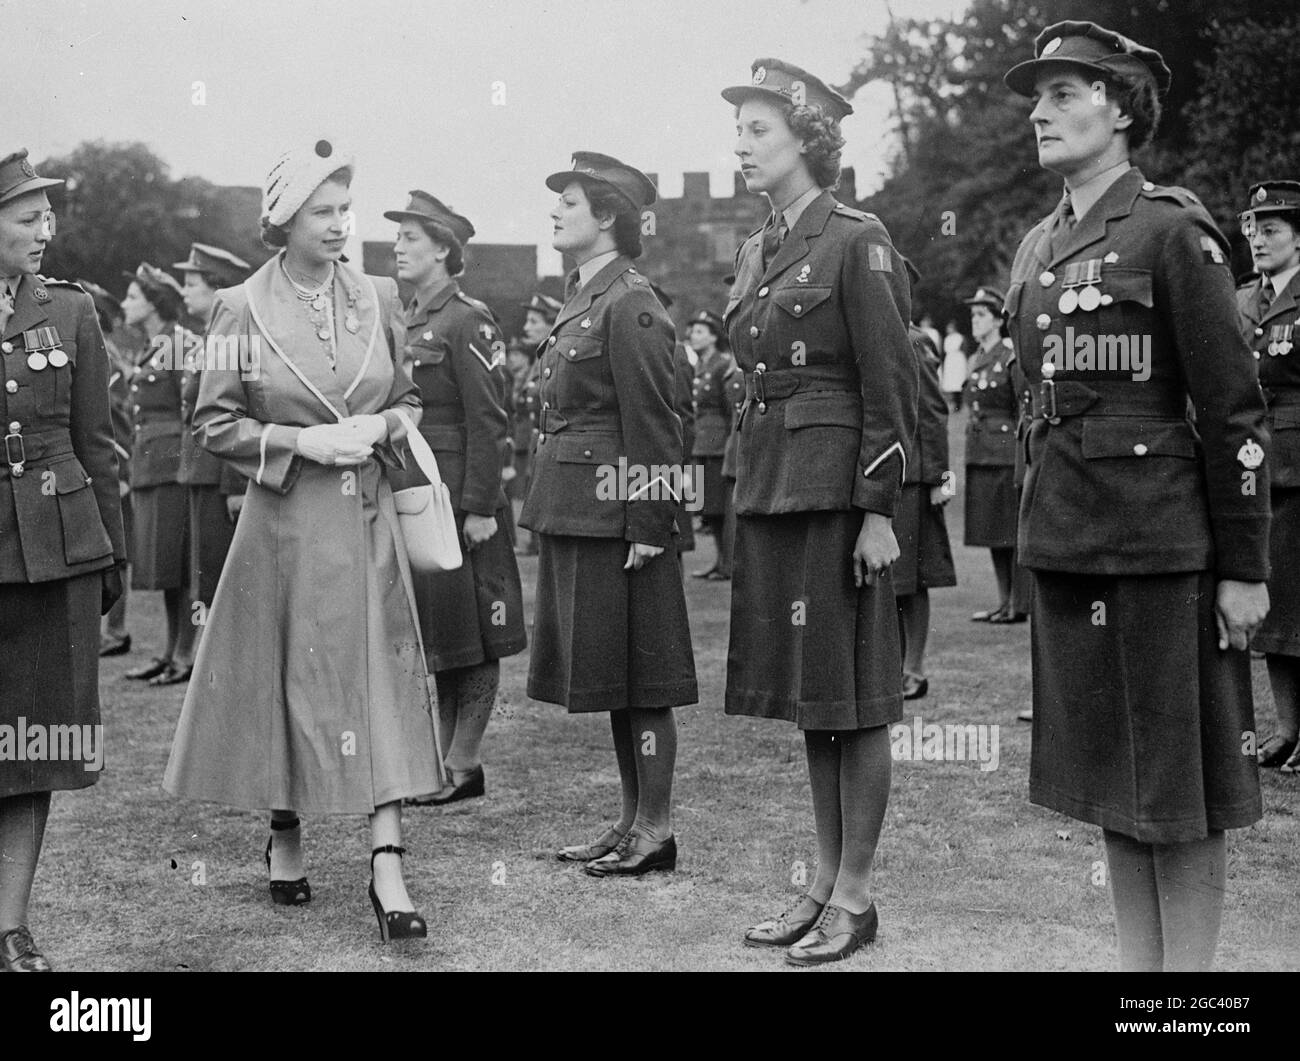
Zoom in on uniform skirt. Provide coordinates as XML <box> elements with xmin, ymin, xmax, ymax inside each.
<box><xmin>1253</xmin><ymin>488</ymin><xmax>1300</xmax><ymax>657</ymax></box>
<box><xmin>413</xmin><ymin>505</ymin><xmax>527</xmax><ymax>672</ymax></box>
<box><xmin>725</xmin><ymin>511</ymin><xmax>904</xmax><ymax>730</ymax></box>
<box><xmin>893</xmin><ymin>482</ymin><xmax>957</xmax><ymax>597</ymax></box>
<box><xmin>188</xmin><ymin>484</ymin><xmax>236</xmax><ymax>607</ymax></box>
<box><xmin>1029</xmin><ymin>569</ymin><xmax>1261</xmax><ymax>844</ymax></box>
<box><xmin>963</xmin><ymin>465</ymin><xmax>1018</xmax><ymax>548</ymax></box>
<box><xmin>0</xmin><ymin>574</ymin><xmax>103</xmax><ymax>797</ymax></box>
<box><xmin>528</xmin><ymin>535</ymin><xmax>698</xmax><ymax>712</ymax></box>
<box><xmin>131</xmin><ymin>482</ymin><xmax>189</xmax><ymax>590</ymax></box>
<box><xmin>698</xmin><ymin>456</ymin><xmax>727</xmax><ymax>519</ymax></box>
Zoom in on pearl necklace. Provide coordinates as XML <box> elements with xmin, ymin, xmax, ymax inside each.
<box><xmin>280</xmin><ymin>258</ymin><xmax>361</xmax><ymax>364</ymax></box>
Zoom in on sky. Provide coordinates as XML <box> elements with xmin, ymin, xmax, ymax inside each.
<box><xmin>4</xmin><ymin>0</ymin><xmax>963</xmax><ymax>272</ymax></box>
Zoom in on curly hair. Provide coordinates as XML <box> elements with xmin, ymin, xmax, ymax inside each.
<box><xmin>135</xmin><ymin>279</ymin><xmax>183</xmax><ymax>324</ymax></box>
<box><xmin>260</xmin><ymin>166</ymin><xmax>353</xmax><ymax>249</ymax></box>
<box><xmin>581</xmin><ymin>180</ymin><xmax>643</xmax><ymax>259</ymax></box>
<box><xmin>1101</xmin><ymin>70</ymin><xmax>1161</xmax><ymax>150</ymax></box>
<box><xmin>786</xmin><ymin>104</ymin><xmax>846</xmax><ymax>190</ymax></box>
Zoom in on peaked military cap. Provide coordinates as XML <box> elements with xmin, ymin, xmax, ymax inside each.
<box><xmin>722</xmin><ymin>58</ymin><xmax>854</xmax><ymax>121</ymax></box>
<box><xmin>520</xmin><ymin>292</ymin><xmax>563</xmax><ymax>319</ymax></box>
<box><xmin>172</xmin><ymin>242</ymin><xmax>251</xmax><ymax>287</ymax></box>
<box><xmin>0</xmin><ymin>149</ymin><xmax>63</xmax><ymax>206</ymax></box>
<box><xmin>688</xmin><ymin>309</ymin><xmax>724</xmax><ymax>335</ymax></box>
<box><xmin>384</xmin><ymin>190</ymin><xmax>475</xmax><ymax>245</ymax></box>
<box><xmin>1239</xmin><ymin>180</ymin><xmax>1300</xmax><ymax>223</ymax></box>
<box><xmin>1004</xmin><ymin>21</ymin><xmax>1172</xmax><ymax>98</ymax></box>
<box><xmin>545</xmin><ymin>152</ymin><xmax>657</xmax><ymax>209</ymax></box>
<box><xmin>963</xmin><ymin>286</ymin><xmax>1005</xmax><ymax>312</ymax></box>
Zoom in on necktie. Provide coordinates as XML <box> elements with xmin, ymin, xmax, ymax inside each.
<box><xmin>0</xmin><ymin>281</ymin><xmax>13</xmax><ymax>337</ymax></box>
<box><xmin>1047</xmin><ymin>192</ymin><xmax>1076</xmax><ymax>260</ymax></box>
<box><xmin>1259</xmin><ymin>280</ymin><xmax>1274</xmax><ymax>318</ymax></box>
<box><xmin>761</xmin><ymin>216</ymin><xmax>788</xmax><ymax>270</ymax></box>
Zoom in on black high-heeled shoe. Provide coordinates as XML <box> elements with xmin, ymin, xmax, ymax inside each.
<box><xmin>265</xmin><ymin>817</ymin><xmax>311</xmax><ymax>906</ymax></box>
<box><xmin>369</xmin><ymin>845</ymin><xmax>427</xmax><ymax>942</ymax></box>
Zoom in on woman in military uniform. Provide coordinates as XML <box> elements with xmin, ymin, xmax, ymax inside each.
<box><xmin>720</xmin><ymin>61</ymin><xmax>918</xmax><ymax>965</ymax></box>
<box><xmin>173</xmin><ymin>243</ymin><xmax>251</xmax><ymax>615</ymax></box>
<box><xmin>165</xmin><ymin>140</ymin><xmax>439</xmax><ymax>941</ymax></box>
<box><xmin>686</xmin><ymin>309</ymin><xmax>735</xmax><ymax>578</ymax></box>
<box><xmin>512</xmin><ymin>294</ymin><xmax>559</xmax><ymax>555</ymax></box>
<box><xmin>1004</xmin><ymin>22</ymin><xmax>1270</xmax><ymax>970</ymax></box>
<box><xmin>521</xmin><ymin>152</ymin><xmax>697</xmax><ymax>877</ymax></box>
<box><xmin>0</xmin><ymin>150</ymin><xmax>125</xmax><ymax>971</ymax></box>
<box><xmin>896</xmin><ymin>263</ymin><xmax>956</xmax><ymax>700</ymax></box>
<box><xmin>386</xmin><ymin>191</ymin><xmax>526</xmax><ymax>806</ymax></box>
<box><xmin>1237</xmin><ymin>181</ymin><xmax>1300</xmax><ymax>773</ymax></box>
<box><xmin>120</xmin><ymin>263</ymin><xmax>195</xmax><ymax>685</ymax></box>
<box><xmin>961</xmin><ymin>287</ymin><xmax>1025</xmax><ymax>623</ymax></box>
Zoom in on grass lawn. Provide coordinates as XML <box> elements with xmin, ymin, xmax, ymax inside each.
<box><xmin>34</xmin><ymin>409</ymin><xmax>1299</xmax><ymax>971</ymax></box>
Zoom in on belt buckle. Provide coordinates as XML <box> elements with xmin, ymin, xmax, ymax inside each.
<box><xmin>1040</xmin><ymin>379</ymin><xmax>1059</xmax><ymax>424</ymax></box>
<box><xmin>752</xmin><ymin>364</ymin><xmax>767</xmax><ymax>414</ymax></box>
<box><xmin>4</xmin><ymin>430</ymin><xmax>26</xmax><ymax>476</ymax></box>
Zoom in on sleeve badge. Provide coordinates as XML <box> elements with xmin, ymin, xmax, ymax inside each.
<box><xmin>1200</xmin><ymin>236</ymin><xmax>1225</xmax><ymax>265</ymax></box>
<box><xmin>1237</xmin><ymin>439</ymin><xmax>1264</xmax><ymax>470</ymax></box>
<box><xmin>867</xmin><ymin>244</ymin><xmax>892</xmax><ymax>272</ymax></box>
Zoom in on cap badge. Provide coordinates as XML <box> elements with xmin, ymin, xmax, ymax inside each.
<box><xmin>1256</xmin><ymin>187</ymin><xmax>1268</xmax><ymax>202</ymax></box>
<box><xmin>796</xmin><ymin>264</ymin><xmax>811</xmax><ymax>283</ymax></box>
<box><xmin>753</xmin><ymin>66</ymin><xmax>767</xmax><ymax>85</ymax></box>
<box><xmin>580</xmin><ymin>318</ymin><xmax>592</xmax><ymax>329</ymax></box>
<box><xmin>1238</xmin><ymin>439</ymin><xmax>1264</xmax><ymax>470</ymax></box>
<box><xmin>1042</xmin><ymin>37</ymin><xmax>1063</xmax><ymax>55</ymax></box>
<box><xmin>19</xmin><ymin>159</ymin><xmax>35</xmax><ymax>179</ymax></box>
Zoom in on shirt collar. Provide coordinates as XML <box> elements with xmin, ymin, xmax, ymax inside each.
<box><xmin>779</xmin><ymin>185</ymin><xmax>823</xmax><ymax>232</ymax></box>
<box><xmin>1268</xmin><ymin>264</ymin><xmax>1300</xmax><ymax>300</ymax></box>
<box><xmin>577</xmin><ymin>249</ymin><xmax>620</xmax><ymax>289</ymax></box>
<box><xmin>412</xmin><ymin>276</ymin><xmax>454</xmax><ymax>315</ymax></box>
<box><xmin>1066</xmin><ymin>161</ymin><xmax>1133</xmax><ymax>223</ymax></box>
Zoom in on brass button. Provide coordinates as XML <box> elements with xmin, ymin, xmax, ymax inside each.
<box><xmin>548</xmin><ymin>336</ymin><xmax>557</xmax><ymax>345</ymax></box>
<box><xmin>1142</xmin><ymin>181</ymin><xmax>1155</xmax><ymax>191</ymax></box>
<box><xmin>755</xmin><ymin>362</ymin><xmax>766</xmax><ymax>372</ymax></box>
<box><xmin>1133</xmin><ymin>443</ymin><xmax>1148</xmax><ymax>456</ymax></box>
<box><xmin>1254</xmin><ymin>350</ymin><xmax>1262</xmax><ymax>360</ymax></box>
<box><xmin>0</xmin><ymin>342</ymin><xmax>11</xmax><ymax>354</ymax></box>
<box><xmin>793</xmin><ymin>304</ymin><xmax>802</xmax><ymax>313</ymax></box>
<box><xmin>414</xmin><ymin>359</ymin><xmax>421</xmax><ymax>366</ymax></box>
<box><xmin>758</xmin><ymin>286</ymin><xmax>769</xmax><ymax>297</ymax></box>
<box><xmin>8</xmin><ymin>421</ymin><xmax>19</xmax><ymax>432</ymax></box>
<box><xmin>147</xmin><ymin>374</ymin><xmax>156</xmax><ymax>382</ymax></box>
<box><xmin>749</xmin><ymin>326</ymin><xmax>759</xmax><ymax>338</ymax></box>
<box><xmin>568</xmin><ymin>348</ymin><xmax>576</xmax><ymax>358</ymax></box>
<box><xmin>1039</xmin><ymin>271</ymin><xmax>1055</xmax><ymax>287</ymax></box>
<box><xmin>1255</xmin><ymin>327</ymin><xmax>1265</xmax><ymax>336</ymax></box>
<box><xmin>582</xmin><ymin>449</ymin><xmax>592</xmax><ymax>458</ymax></box>
<box><xmin>1036</xmin><ymin>313</ymin><xmax>1051</xmax><ymax>331</ymax></box>
<box><xmin>4</xmin><ymin>380</ymin><xmax>16</xmax><ymax>394</ymax></box>
<box><xmin>1100</xmin><ymin>294</ymin><xmax>1114</xmax><ymax>306</ymax></box>
<box><xmin>544</xmin><ymin>368</ymin><xmax>552</xmax><ymax>378</ymax></box>
<box><xmin>538</xmin><ymin>434</ymin><xmax>546</xmax><ymax>445</ymax></box>
<box><xmin>1041</xmin><ymin>361</ymin><xmax>1056</xmax><ymax>379</ymax></box>
<box><xmin>1000</xmin><ymin>424</ymin><xmax>1009</xmax><ymax>432</ymax></box>
<box><xmin>542</xmin><ymin>402</ymin><xmax>549</xmax><ymax>411</ymax></box>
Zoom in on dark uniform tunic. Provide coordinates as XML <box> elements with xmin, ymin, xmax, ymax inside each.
<box><xmin>520</xmin><ymin>256</ymin><xmax>697</xmax><ymax>711</ymax></box>
<box><xmin>1240</xmin><ymin>270</ymin><xmax>1300</xmax><ymax>657</ymax></box>
<box><xmin>127</xmin><ymin>327</ymin><xmax>188</xmax><ymax>589</ymax></box>
<box><xmin>1008</xmin><ymin>168</ymin><xmax>1270</xmax><ymax>842</ymax></box>
<box><xmin>691</xmin><ymin>346</ymin><xmax>735</xmax><ymax>518</ymax></box>
<box><xmin>962</xmin><ymin>335</ymin><xmax>1019</xmax><ymax>547</ymax></box>
<box><xmin>1</xmin><ymin>276</ymin><xmax>125</xmax><ymax>797</ymax></box>
<box><xmin>508</xmin><ymin>355</ymin><xmax>538</xmax><ymax>502</ymax></box>
<box><xmin>396</xmin><ymin>280</ymin><xmax>526</xmax><ymax>670</ymax></box>
<box><xmin>672</xmin><ymin>341</ymin><xmax>696</xmax><ymax>553</ymax></box>
<box><xmin>177</xmin><ymin>326</ymin><xmax>243</xmax><ymax>605</ymax></box>
<box><xmin>723</xmin><ymin>191</ymin><xmax>918</xmax><ymax>730</ymax></box>
<box><xmin>894</xmin><ymin>326</ymin><xmax>956</xmax><ymax>597</ymax></box>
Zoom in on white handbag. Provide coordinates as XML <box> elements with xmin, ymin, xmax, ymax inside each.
<box><xmin>390</xmin><ymin>409</ymin><xmax>463</xmax><ymax>573</ymax></box>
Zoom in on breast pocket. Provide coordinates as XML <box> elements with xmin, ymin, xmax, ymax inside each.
<box><xmin>50</xmin><ymin>457</ymin><xmax>113</xmax><ymax>565</ymax></box>
<box><xmin>1097</xmin><ymin>268</ymin><xmax>1154</xmax><ymax>335</ymax></box>
<box><xmin>772</xmin><ymin>286</ymin><xmax>833</xmax><ymax>322</ymax></box>
<box><xmin>1269</xmin><ymin>406</ymin><xmax>1300</xmax><ymax>488</ymax></box>
<box><xmin>407</xmin><ymin>341</ymin><xmax>448</xmax><ymax>370</ymax></box>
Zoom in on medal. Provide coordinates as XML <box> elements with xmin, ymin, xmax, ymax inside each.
<box><xmin>48</xmin><ymin>348</ymin><xmax>68</xmax><ymax>368</ymax></box>
<box><xmin>1058</xmin><ymin>288</ymin><xmax>1079</xmax><ymax>314</ymax></box>
<box><xmin>977</xmin><ymin>378</ymin><xmax>988</xmax><ymax>390</ymax></box>
<box><xmin>26</xmin><ymin>351</ymin><xmax>48</xmax><ymax>371</ymax></box>
<box><xmin>345</xmin><ymin>314</ymin><xmax>359</xmax><ymax>334</ymax></box>
<box><xmin>1076</xmin><ymin>260</ymin><xmax>1103</xmax><ymax>312</ymax></box>
<box><xmin>1077</xmin><ymin>284</ymin><xmax>1101</xmax><ymax>312</ymax></box>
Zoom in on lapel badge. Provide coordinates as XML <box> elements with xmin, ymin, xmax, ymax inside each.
<box><xmin>796</xmin><ymin>265</ymin><xmax>811</xmax><ymax>283</ymax></box>
<box><xmin>1103</xmin><ymin>252</ymin><xmax>1119</xmax><ymax>264</ymax></box>
<box><xmin>1237</xmin><ymin>439</ymin><xmax>1264</xmax><ymax>470</ymax></box>
<box><xmin>422</xmin><ymin>330</ymin><xmax>434</xmax><ymax>341</ymax></box>
<box><xmin>581</xmin><ymin>318</ymin><xmax>592</xmax><ymax>329</ymax></box>
<box><xmin>33</xmin><ymin>284</ymin><xmax>48</xmax><ymax>303</ymax></box>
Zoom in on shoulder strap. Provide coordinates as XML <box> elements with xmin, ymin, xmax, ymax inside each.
<box><xmin>391</xmin><ymin>407</ymin><xmax>445</xmax><ymax>490</ymax></box>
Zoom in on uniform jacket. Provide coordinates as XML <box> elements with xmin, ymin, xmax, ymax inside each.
<box><xmin>1238</xmin><ymin>271</ymin><xmax>1300</xmax><ymax>489</ymax></box>
<box><xmin>128</xmin><ymin>324</ymin><xmax>186</xmax><ymax>490</ymax></box>
<box><xmin>963</xmin><ymin>336</ymin><xmax>1019</xmax><ymax>467</ymax></box>
<box><xmin>691</xmin><ymin>346</ymin><xmax>736</xmax><ymax>458</ymax></box>
<box><xmin>1008</xmin><ymin>167</ymin><xmax>1270</xmax><ymax>579</ymax></box>
<box><xmin>907</xmin><ymin>326</ymin><xmax>950</xmax><ymax>487</ymax></box>
<box><xmin>106</xmin><ymin>343</ymin><xmax>133</xmax><ymax>487</ymax></box>
<box><xmin>673</xmin><ymin>340</ymin><xmax>696</xmax><ymax>550</ymax></box>
<box><xmin>0</xmin><ymin>275</ymin><xmax>126</xmax><ymax>583</ymax></box>
<box><xmin>177</xmin><ymin>323</ymin><xmax>246</xmax><ymax>496</ymax></box>
<box><xmin>518</xmin><ymin>256</ymin><xmax>682</xmax><ymax>548</ymax></box>
<box><xmin>511</xmin><ymin>359</ymin><xmax>538</xmax><ymax>453</ymax></box>
<box><xmin>724</xmin><ymin>190</ymin><xmax>917</xmax><ymax>518</ymax></box>
<box><xmin>720</xmin><ymin>363</ymin><xmax>745</xmax><ymax>481</ymax></box>
<box><xmin>390</xmin><ymin>280</ymin><xmax>508</xmax><ymax>517</ymax></box>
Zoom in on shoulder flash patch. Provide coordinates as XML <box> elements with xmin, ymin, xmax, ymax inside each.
<box><xmin>1200</xmin><ymin>235</ymin><xmax>1226</xmax><ymax>265</ymax></box>
<box><xmin>867</xmin><ymin>244</ymin><xmax>893</xmax><ymax>272</ymax></box>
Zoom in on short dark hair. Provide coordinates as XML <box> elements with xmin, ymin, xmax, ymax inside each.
<box><xmin>136</xmin><ymin>280</ymin><xmax>183</xmax><ymax>323</ymax></box>
<box><xmin>582</xmin><ymin>180</ymin><xmax>643</xmax><ymax>259</ymax></box>
<box><xmin>260</xmin><ymin>167</ymin><xmax>353</xmax><ymax>249</ymax></box>
<box><xmin>416</xmin><ymin>218</ymin><xmax>465</xmax><ymax>276</ymax></box>
<box><xmin>1102</xmin><ymin>70</ymin><xmax>1161</xmax><ymax>149</ymax></box>
<box><xmin>786</xmin><ymin>104</ymin><xmax>846</xmax><ymax>189</ymax></box>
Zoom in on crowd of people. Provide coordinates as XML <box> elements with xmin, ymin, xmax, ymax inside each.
<box><xmin>1</xmin><ymin>17</ymin><xmax>1296</xmax><ymax>973</ymax></box>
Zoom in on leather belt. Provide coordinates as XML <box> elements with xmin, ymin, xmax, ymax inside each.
<box><xmin>743</xmin><ymin>365</ymin><xmax>858</xmax><ymax>412</ymax></box>
<box><xmin>1031</xmin><ymin>380</ymin><xmax>1187</xmax><ymax>423</ymax></box>
<box><xmin>2</xmin><ymin>425</ymin><xmax>75</xmax><ymax>479</ymax></box>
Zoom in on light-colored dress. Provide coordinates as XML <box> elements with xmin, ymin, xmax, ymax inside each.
<box><xmin>163</xmin><ymin>256</ymin><xmax>444</xmax><ymax>813</ymax></box>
